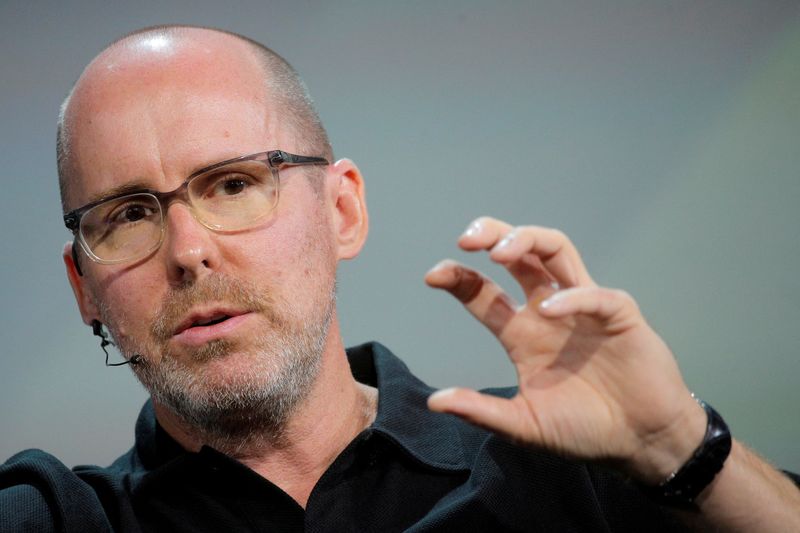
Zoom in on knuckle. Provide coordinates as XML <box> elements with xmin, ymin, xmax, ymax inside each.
<box><xmin>517</xmin><ymin>224</ymin><xmax>545</xmax><ymax>235</ymax></box>
<box><xmin>611</xmin><ymin>288</ymin><xmax>629</xmax><ymax>299</ymax></box>
<box><xmin>547</xmin><ymin>228</ymin><xmax>569</xmax><ymax>242</ymax></box>
<box><xmin>545</xmin><ymin>228</ymin><xmax>576</xmax><ymax>252</ymax></box>
<box><xmin>592</xmin><ymin>287</ymin><xmax>616</xmax><ymax>303</ymax></box>
<box><xmin>611</xmin><ymin>288</ymin><xmax>639</xmax><ymax>309</ymax></box>
<box><xmin>613</xmin><ymin>288</ymin><xmax>632</xmax><ymax>301</ymax></box>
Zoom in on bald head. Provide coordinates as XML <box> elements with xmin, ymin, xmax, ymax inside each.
<box><xmin>57</xmin><ymin>25</ymin><xmax>332</xmax><ymax>211</ymax></box>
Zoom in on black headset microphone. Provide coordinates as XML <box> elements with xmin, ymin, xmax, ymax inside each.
<box><xmin>91</xmin><ymin>319</ymin><xmax>144</xmax><ymax>367</ymax></box>
<box><xmin>74</xmin><ymin>251</ymin><xmax>142</xmax><ymax>366</ymax></box>
<box><xmin>126</xmin><ymin>353</ymin><xmax>144</xmax><ymax>366</ymax></box>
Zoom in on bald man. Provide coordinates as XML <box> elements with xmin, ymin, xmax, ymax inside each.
<box><xmin>1</xmin><ymin>26</ymin><xmax>799</xmax><ymax>532</ymax></box>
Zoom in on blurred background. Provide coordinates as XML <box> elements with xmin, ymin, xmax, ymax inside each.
<box><xmin>1</xmin><ymin>1</ymin><xmax>798</xmax><ymax>471</ymax></box>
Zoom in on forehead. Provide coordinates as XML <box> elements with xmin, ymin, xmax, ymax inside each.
<box><xmin>64</xmin><ymin>32</ymin><xmax>283</xmax><ymax>208</ymax></box>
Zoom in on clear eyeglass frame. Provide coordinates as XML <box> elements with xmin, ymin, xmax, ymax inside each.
<box><xmin>63</xmin><ymin>150</ymin><xmax>328</xmax><ymax>270</ymax></box>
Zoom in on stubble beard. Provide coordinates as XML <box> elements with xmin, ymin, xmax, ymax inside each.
<box><xmin>100</xmin><ymin>272</ymin><xmax>335</xmax><ymax>455</ymax></box>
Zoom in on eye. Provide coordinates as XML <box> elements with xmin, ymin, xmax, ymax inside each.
<box><xmin>121</xmin><ymin>204</ymin><xmax>148</xmax><ymax>222</ymax></box>
<box><xmin>203</xmin><ymin>173</ymin><xmax>257</xmax><ymax>199</ymax></box>
<box><xmin>107</xmin><ymin>201</ymin><xmax>158</xmax><ymax>225</ymax></box>
<box><xmin>217</xmin><ymin>176</ymin><xmax>248</xmax><ymax>196</ymax></box>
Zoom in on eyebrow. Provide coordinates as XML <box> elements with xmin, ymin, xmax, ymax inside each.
<box><xmin>86</xmin><ymin>151</ymin><xmax>249</xmax><ymax>202</ymax></box>
<box><xmin>86</xmin><ymin>180</ymin><xmax>156</xmax><ymax>205</ymax></box>
<box><xmin>81</xmin><ymin>151</ymin><xmax>262</xmax><ymax>207</ymax></box>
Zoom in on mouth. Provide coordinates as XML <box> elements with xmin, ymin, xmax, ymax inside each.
<box><xmin>189</xmin><ymin>313</ymin><xmax>231</xmax><ymax>329</ymax></box>
<box><xmin>171</xmin><ymin>307</ymin><xmax>252</xmax><ymax>346</ymax></box>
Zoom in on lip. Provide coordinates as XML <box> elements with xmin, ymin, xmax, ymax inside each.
<box><xmin>172</xmin><ymin>308</ymin><xmax>253</xmax><ymax>347</ymax></box>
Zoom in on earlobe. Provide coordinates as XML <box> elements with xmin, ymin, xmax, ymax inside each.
<box><xmin>330</xmin><ymin>159</ymin><xmax>369</xmax><ymax>260</ymax></box>
<box><xmin>63</xmin><ymin>241</ymin><xmax>99</xmax><ymax>325</ymax></box>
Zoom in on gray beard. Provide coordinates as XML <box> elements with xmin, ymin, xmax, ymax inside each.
<box><xmin>100</xmin><ymin>274</ymin><xmax>335</xmax><ymax>456</ymax></box>
<box><xmin>136</xmin><ymin>309</ymin><xmax>330</xmax><ymax>454</ymax></box>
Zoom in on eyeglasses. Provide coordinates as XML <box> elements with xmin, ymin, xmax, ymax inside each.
<box><xmin>64</xmin><ymin>150</ymin><xmax>328</xmax><ymax>268</ymax></box>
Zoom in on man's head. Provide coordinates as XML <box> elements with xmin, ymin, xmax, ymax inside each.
<box><xmin>57</xmin><ymin>25</ymin><xmax>333</xmax><ymax>211</ymax></box>
<box><xmin>58</xmin><ymin>26</ymin><xmax>368</xmax><ymax>448</ymax></box>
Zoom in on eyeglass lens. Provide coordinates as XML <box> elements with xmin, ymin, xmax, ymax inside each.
<box><xmin>79</xmin><ymin>159</ymin><xmax>279</xmax><ymax>263</ymax></box>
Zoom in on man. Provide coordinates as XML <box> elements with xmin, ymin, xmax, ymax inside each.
<box><xmin>1</xmin><ymin>25</ymin><xmax>798</xmax><ymax>531</ymax></box>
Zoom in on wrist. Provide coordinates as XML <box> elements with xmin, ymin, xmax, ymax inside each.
<box><xmin>630</xmin><ymin>394</ymin><xmax>708</xmax><ymax>484</ymax></box>
<box><xmin>641</xmin><ymin>397</ymin><xmax>733</xmax><ymax>506</ymax></box>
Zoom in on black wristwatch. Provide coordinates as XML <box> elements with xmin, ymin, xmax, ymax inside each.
<box><xmin>645</xmin><ymin>398</ymin><xmax>732</xmax><ymax>507</ymax></box>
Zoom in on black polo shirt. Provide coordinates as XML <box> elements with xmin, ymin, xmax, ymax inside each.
<box><xmin>1</xmin><ymin>342</ymin><xmax>687</xmax><ymax>532</ymax></box>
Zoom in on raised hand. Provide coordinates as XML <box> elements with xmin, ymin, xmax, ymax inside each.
<box><xmin>425</xmin><ymin>217</ymin><xmax>706</xmax><ymax>482</ymax></box>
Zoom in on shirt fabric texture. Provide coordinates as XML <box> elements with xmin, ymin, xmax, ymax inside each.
<box><xmin>2</xmin><ymin>342</ymin><xmax>698</xmax><ymax>532</ymax></box>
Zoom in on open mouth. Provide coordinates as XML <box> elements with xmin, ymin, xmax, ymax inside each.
<box><xmin>192</xmin><ymin>314</ymin><xmax>231</xmax><ymax>328</ymax></box>
<box><xmin>170</xmin><ymin>309</ymin><xmax>252</xmax><ymax>347</ymax></box>
<box><xmin>173</xmin><ymin>310</ymin><xmax>243</xmax><ymax>337</ymax></box>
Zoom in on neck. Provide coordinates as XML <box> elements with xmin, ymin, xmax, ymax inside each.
<box><xmin>153</xmin><ymin>321</ymin><xmax>378</xmax><ymax>507</ymax></box>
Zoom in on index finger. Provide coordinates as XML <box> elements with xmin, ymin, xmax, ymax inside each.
<box><xmin>424</xmin><ymin>259</ymin><xmax>518</xmax><ymax>346</ymax></box>
<box><xmin>459</xmin><ymin>217</ymin><xmax>595</xmax><ymax>288</ymax></box>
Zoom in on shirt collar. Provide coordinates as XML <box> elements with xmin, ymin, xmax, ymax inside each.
<box><xmin>133</xmin><ymin>341</ymin><xmax>468</xmax><ymax>471</ymax></box>
<box><xmin>347</xmin><ymin>342</ymin><xmax>468</xmax><ymax>471</ymax></box>
<box><xmin>134</xmin><ymin>399</ymin><xmax>184</xmax><ymax>470</ymax></box>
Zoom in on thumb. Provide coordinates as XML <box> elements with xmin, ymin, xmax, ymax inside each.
<box><xmin>428</xmin><ymin>387</ymin><xmax>534</xmax><ymax>442</ymax></box>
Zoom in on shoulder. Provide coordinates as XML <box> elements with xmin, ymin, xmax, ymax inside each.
<box><xmin>1</xmin><ymin>449</ymin><xmax>120</xmax><ymax>532</ymax></box>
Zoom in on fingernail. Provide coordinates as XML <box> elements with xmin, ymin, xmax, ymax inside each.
<box><xmin>462</xmin><ymin>220</ymin><xmax>482</xmax><ymax>238</ymax></box>
<box><xmin>540</xmin><ymin>292</ymin><xmax>563</xmax><ymax>310</ymax></box>
<box><xmin>429</xmin><ymin>388</ymin><xmax>456</xmax><ymax>402</ymax></box>
<box><xmin>426</xmin><ymin>260</ymin><xmax>452</xmax><ymax>275</ymax></box>
<box><xmin>496</xmin><ymin>232</ymin><xmax>515</xmax><ymax>249</ymax></box>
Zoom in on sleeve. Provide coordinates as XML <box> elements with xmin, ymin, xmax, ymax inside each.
<box><xmin>0</xmin><ymin>483</ymin><xmax>57</xmax><ymax>533</ymax></box>
<box><xmin>784</xmin><ymin>470</ymin><xmax>800</xmax><ymax>488</ymax></box>
<box><xmin>586</xmin><ymin>465</ymin><xmax>690</xmax><ymax>532</ymax></box>
<box><xmin>0</xmin><ymin>449</ymin><xmax>112</xmax><ymax>533</ymax></box>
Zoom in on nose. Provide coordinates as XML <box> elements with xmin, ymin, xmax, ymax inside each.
<box><xmin>162</xmin><ymin>203</ymin><xmax>221</xmax><ymax>284</ymax></box>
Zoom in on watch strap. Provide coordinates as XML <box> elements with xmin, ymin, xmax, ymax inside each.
<box><xmin>645</xmin><ymin>398</ymin><xmax>732</xmax><ymax>507</ymax></box>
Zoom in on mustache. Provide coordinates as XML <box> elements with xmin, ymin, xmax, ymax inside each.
<box><xmin>151</xmin><ymin>273</ymin><xmax>278</xmax><ymax>342</ymax></box>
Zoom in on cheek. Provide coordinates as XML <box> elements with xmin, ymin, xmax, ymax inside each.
<box><xmin>225</xmin><ymin>213</ymin><xmax>336</xmax><ymax>301</ymax></box>
<box><xmin>223</xmin><ymin>231</ymin><xmax>291</xmax><ymax>280</ymax></box>
<box><xmin>92</xmin><ymin>272</ymin><xmax>165</xmax><ymax>337</ymax></box>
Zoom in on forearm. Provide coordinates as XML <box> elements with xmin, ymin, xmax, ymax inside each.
<box><xmin>686</xmin><ymin>440</ymin><xmax>800</xmax><ymax>531</ymax></box>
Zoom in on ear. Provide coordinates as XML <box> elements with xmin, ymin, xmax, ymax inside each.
<box><xmin>63</xmin><ymin>241</ymin><xmax>100</xmax><ymax>326</ymax></box>
<box><xmin>328</xmin><ymin>159</ymin><xmax>369</xmax><ymax>260</ymax></box>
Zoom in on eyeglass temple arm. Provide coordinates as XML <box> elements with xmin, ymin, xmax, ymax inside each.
<box><xmin>269</xmin><ymin>150</ymin><xmax>328</xmax><ymax>167</ymax></box>
<box><xmin>63</xmin><ymin>214</ymin><xmax>85</xmax><ymax>276</ymax></box>
<box><xmin>71</xmin><ymin>240</ymin><xmax>84</xmax><ymax>277</ymax></box>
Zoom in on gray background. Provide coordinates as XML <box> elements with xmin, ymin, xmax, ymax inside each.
<box><xmin>1</xmin><ymin>1</ymin><xmax>799</xmax><ymax>472</ymax></box>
